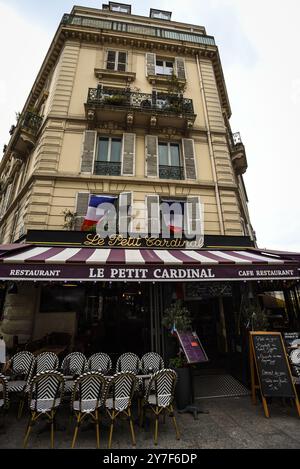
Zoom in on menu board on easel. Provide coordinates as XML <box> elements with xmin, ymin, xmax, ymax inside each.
<box><xmin>249</xmin><ymin>331</ymin><xmax>300</xmax><ymax>418</ymax></box>
<box><xmin>176</xmin><ymin>331</ymin><xmax>209</xmax><ymax>364</ymax></box>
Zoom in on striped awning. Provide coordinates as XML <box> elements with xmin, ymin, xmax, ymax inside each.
<box><xmin>0</xmin><ymin>246</ymin><xmax>295</xmax><ymax>265</ymax></box>
<box><xmin>0</xmin><ymin>245</ymin><xmax>298</xmax><ymax>282</ymax></box>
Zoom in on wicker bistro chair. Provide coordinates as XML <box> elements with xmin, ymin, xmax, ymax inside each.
<box><xmin>116</xmin><ymin>353</ymin><xmax>141</xmax><ymax>374</ymax></box>
<box><xmin>70</xmin><ymin>372</ymin><xmax>107</xmax><ymax>449</ymax></box>
<box><xmin>141</xmin><ymin>353</ymin><xmax>164</xmax><ymax>374</ymax></box>
<box><xmin>62</xmin><ymin>353</ymin><xmax>87</xmax><ymax>394</ymax></box>
<box><xmin>140</xmin><ymin>369</ymin><xmax>180</xmax><ymax>445</ymax></box>
<box><xmin>88</xmin><ymin>353</ymin><xmax>112</xmax><ymax>374</ymax></box>
<box><xmin>23</xmin><ymin>371</ymin><xmax>65</xmax><ymax>449</ymax></box>
<box><xmin>103</xmin><ymin>372</ymin><xmax>137</xmax><ymax>449</ymax></box>
<box><xmin>5</xmin><ymin>351</ymin><xmax>34</xmax><ymax>380</ymax></box>
<box><xmin>17</xmin><ymin>352</ymin><xmax>59</xmax><ymax>419</ymax></box>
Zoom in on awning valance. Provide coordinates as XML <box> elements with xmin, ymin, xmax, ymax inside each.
<box><xmin>0</xmin><ymin>246</ymin><xmax>298</xmax><ymax>282</ymax></box>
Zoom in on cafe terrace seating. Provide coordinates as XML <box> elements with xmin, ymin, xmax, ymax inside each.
<box><xmin>23</xmin><ymin>371</ymin><xmax>65</xmax><ymax>449</ymax></box>
<box><xmin>140</xmin><ymin>369</ymin><xmax>180</xmax><ymax>445</ymax></box>
<box><xmin>70</xmin><ymin>372</ymin><xmax>107</xmax><ymax>448</ymax></box>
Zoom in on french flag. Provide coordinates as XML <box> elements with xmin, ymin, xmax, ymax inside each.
<box><xmin>81</xmin><ymin>195</ymin><xmax>118</xmax><ymax>232</ymax></box>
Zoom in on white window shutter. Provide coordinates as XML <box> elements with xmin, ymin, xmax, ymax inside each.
<box><xmin>145</xmin><ymin>135</ymin><xmax>159</xmax><ymax>178</ymax></box>
<box><xmin>175</xmin><ymin>57</ymin><xmax>186</xmax><ymax>80</ymax></box>
<box><xmin>146</xmin><ymin>52</ymin><xmax>156</xmax><ymax>76</ymax></box>
<box><xmin>74</xmin><ymin>192</ymin><xmax>90</xmax><ymax>231</ymax></box>
<box><xmin>182</xmin><ymin>138</ymin><xmax>197</xmax><ymax>180</ymax></box>
<box><xmin>185</xmin><ymin>196</ymin><xmax>203</xmax><ymax>237</ymax></box>
<box><xmin>121</xmin><ymin>133</ymin><xmax>136</xmax><ymax>176</ymax></box>
<box><xmin>146</xmin><ymin>194</ymin><xmax>160</xmax><ymax>236</ymax></box>
<box><xmin>80</xmin><ymin>131</ymin><xmax>97</xmax><ymax>173</ymax></box>
<box><xmin>119</xmin><ymin>191</ymin><xmax>133</xmax><ymax>236</ymax></box>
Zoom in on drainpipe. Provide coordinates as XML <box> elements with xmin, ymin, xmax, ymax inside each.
<box><xmin>196</xmin><ymin>53</ymin><xmax>225</xmax><ymax>235</ymax></box>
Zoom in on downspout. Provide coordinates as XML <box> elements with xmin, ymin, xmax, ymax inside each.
<box><xmin>196</xmin><ymin>53</ymin><xmax>225</xmax><ymax>235</ymax></box>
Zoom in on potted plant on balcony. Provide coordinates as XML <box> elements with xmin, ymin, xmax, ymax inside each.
<box><xmin>103</xmin><ymin>93</ymin><xmax>128</xmax><ymax>106</ymax></box>
<box><xmin>165</xmin><ymin>73</ymin><xmax>187</xmax><ymax>113</ymax></box>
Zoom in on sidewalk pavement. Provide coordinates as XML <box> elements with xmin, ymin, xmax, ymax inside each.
<box><xmin>1</xmin><ymin>396</ymin><xmax>300</xmax><ymax>449</ymax></box>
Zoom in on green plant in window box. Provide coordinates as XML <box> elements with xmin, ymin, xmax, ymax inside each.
<box><xmin>103</xmin><ymin>94</ymin><xmax>128</xmax><ymax>106</ymax></box>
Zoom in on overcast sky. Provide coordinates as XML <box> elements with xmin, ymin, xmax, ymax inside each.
<box><xmin>0</xmin><ymin>0</ymin><xmax>299</xmax><ymax>251</ymax></box>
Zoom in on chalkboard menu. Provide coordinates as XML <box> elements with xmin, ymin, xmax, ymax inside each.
<box><xmin>249</xmin><ymin>332</ymin><xmax>300</xmax><ymax>418</ymax></box>
<box><xmin>176</xmin><ymin>331</ymin><xmax>209</xmax><ymax>364</ymax></box>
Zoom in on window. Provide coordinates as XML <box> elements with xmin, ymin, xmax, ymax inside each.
<box><xmin>158</xmin><ymin>142</ymin><xmax>183</xmax><ymax>180</ymax></box>
<box><xmin>109</xmin><ymin>2</ymin><xmax>131</xmax><ymax>14</ymax></box>
<box><xmin>106</xmin><ymin>50</ymin><xmax>127</xmax><ymax>72</ymax></box>
<box><xmin>155</xmin><ymin>58</ymin><xmax>174</xmax><ymax>76</ymax></box>
<box><xmin>94</xmin><ymin>137</ymin><xmax>122</xmax><ymax>176</ymax></box>
<box><xmin>150</xmin><ymin>9</ymin><xmax>172</xmax><ymax>21</ymax></box>
<box><xmin>159</xmin><ymin>142</ymin><xmax>180</xmax><ymax>166</ymax></box>
<box><xmin>97</xmin><ymin>137</ymin><xmax>122</xmax><ymax>162</ymax></box>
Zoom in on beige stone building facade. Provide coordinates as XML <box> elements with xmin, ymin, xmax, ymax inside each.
<box><xmin>0</xmin><ymin>2</ymin><xmax>252</xmax><ymax>245</ymax></box>
<box><xmin>0</xmin><ymin>3</ymin><xmax>271</xmax><ymax>357</ymax></box>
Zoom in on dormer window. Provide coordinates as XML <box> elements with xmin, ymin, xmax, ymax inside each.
<box><xmin>150</xmin><ymin>9</ymin><xmax>172</xmax><ymax>21</ymax></box>
<box><xmin>108</xmin><ymin>2</ymin><xmax>131</xmax><ymax>14</ymax></box>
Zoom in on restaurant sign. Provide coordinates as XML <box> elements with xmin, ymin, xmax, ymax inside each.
<box><xmin>0</xmin><ymin>265</ymin><xmax>298</xmax><ymax>282</ymax></box>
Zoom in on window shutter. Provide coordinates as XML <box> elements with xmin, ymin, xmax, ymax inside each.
<box><xmin>146</xmin><ymin>194</ymin><xmax>160</xmax><ymax>236</ymax></box>
<box><xmin>175</xmin><ymin>57</ymin><xmax>186</xmax><ymax>80</ymax></box>
<box><xmin>119</xmin><ymin>191</ymin><xmax>132</xmax><ymax>235</ymax></box>
<box><xmin>75</xmin><ymin>192</ymin><xmax>90</xmax><ymax>231</ymax></box>
<box><xmin>146</xmin><ymin>52</ymin><xmax>156</xmax><ymax>76</ymax></box>
<box><xmin>185</xmin><ymin>196</ymin><xmax>203</xmax><ymax>237</ymax></box>
<box><xmin>121</xmin><ymin>133</ymin><xmax>135</xmax><ymax>176</ymax></box>
<box><xmin>145</xmin><ymin>135</ymin><xmax>158</xmax><ymax>178</ymax></box>
<box><xmin>182</xmin><ymin>138</ymin><xmax>197</xmax><ymax>180</ymax></box>
<box><xmin>3</xmin><ymin>184</ymin><xmax>12</xmax><ymax>213</ymax></box>
<box><xmin>80</xmin><ymin>131</ymin><xmax>96</xmax><ymax>173</ymax></box>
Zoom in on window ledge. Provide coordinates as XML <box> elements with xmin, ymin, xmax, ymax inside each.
<box><xmin>94</xmin><ymin>68</ymin><xmax>136</xmax><ymax>83</ymax></box>
<box><xmin>147</xmin><ymin>74</ymin><xmax>186</xmax><ymax>87</ymax></box>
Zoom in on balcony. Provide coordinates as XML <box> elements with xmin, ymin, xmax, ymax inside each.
<box><xmin>85</xmin><ymin>88</ymin><xmax>196</xmax><ymax>130</ymax></box>
<box><xmin>94</xmin><ymin>161</ymin><xmax>122</xmax><ymax>176</ymax></box>
<box><xmin>229</xmin><ymin>132</ymin><xmax>248</xmax><ymax>175</ymax></box>
<box><xmin>6</xmin><ymin>111</ymin><xmax>43</xmax><ymax>157</ymax></box>
<box><xmin>159</xmin><ymin>165</ymin><xmax>184</xmax><ymax>180</ymax></box>
<box><xmin>20</xmin><ymin>111</ymin><xmax>43</xmax><ymax>136</ymax></box>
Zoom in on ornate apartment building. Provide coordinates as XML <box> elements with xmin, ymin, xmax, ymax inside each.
<box><xmin>0</xmin><ymin>2</ymin><xmax>252</xmax><ymax>245</ymax></box>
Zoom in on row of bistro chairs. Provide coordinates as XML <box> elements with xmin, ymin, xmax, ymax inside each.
<box><xmin>0</xmin><ymin>351</ymin><xmax>180</xmax><ymax>448</ymax></box>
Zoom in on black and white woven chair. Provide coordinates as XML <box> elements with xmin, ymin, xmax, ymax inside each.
<box><xmin>116</xmin><ymin>353</ymin><xmax>140</xmax><ymax>374</ymax></box>
<box><xmin>70</xmin><ymin>372</ymin><xmax>107</xmax><ymax>449</ymax></box>
<box><xmin>62</xmin><ymin>352</ymin><xmax>87</xmax><ymax>394</ymax></box>
<box><xmin>0</xmin><ymin>374</ymin><xmax>9</xmax><ymax>415</ymax></box>
<box><xmin>88</xmin><ymin>353</ymin><xmax>112</xmax><ymax>374</ymax></box>
<box><xmin>5</xmin><ymin>351</ymin><xmax>34</xmax><ymax>379</ymax></box>
<box><xmin>103</xmin><ymin>371</ymin><xmax>137</xmax><ymax>449</ymax></box>
<box><xmin>6</xmin><ymin>351</ymin><xmax>35</xmax><ymax>395</ymax></box>
<box><xmin>23</xmin><ymin>371</ymin><xmax>64</xmax><ymax>449</ymax></box>
<box><xmin>141</xmin><ymin>353</ymin><xmax>164</xmax><ymax>374</ymax></box>
<box><xmin>140</xmin><ymin>369</ymin><xmax>180</xmax><ymax>445</ymax></box>
<box><xmin>18</xmin><ymin>352</ymin><xmax>59</xmax><ymax>418</ymax></box>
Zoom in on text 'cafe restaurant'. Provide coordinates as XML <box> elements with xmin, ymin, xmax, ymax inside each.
<box><xmin>0</xmin><ymin>228</ymin><xmax>300</xmax><ymax>385</ymax></box>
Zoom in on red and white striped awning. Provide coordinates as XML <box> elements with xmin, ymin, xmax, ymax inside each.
<box><xmin>0</xmin><ymin>246</ymin><xmax>298</xmax><ymax>282</ymax></box>
<box><xmin>0</xmin><ymin>246</ymin><xmax>293</xmax><ymax>265</ymax></box>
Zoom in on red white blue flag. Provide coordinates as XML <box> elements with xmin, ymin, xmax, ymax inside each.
<box><xmin>81</xmin><ymin>195</ymin><xmax>118</xmax><ymax>232</ymax></box>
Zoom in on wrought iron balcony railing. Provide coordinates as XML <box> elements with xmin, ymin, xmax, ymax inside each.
<box><xmin>159</xmin><ymin>165</ymin><xmax>184</xmax><ymax>180</ymax></box>
<box><xmin>87</xmin><ymin>88</ymin><xmax>194</xmax><ymax>115</ymax></box>
<box><xmin>61</xmin><ymin>14</ymin><xmax>215</xmax><ymax>47</ymax></box>
<box><xmin>94</xmin><ymin>161</ymin><xmax>122</xmax><ymax>176</ymax></box>
<box><xmin>20</xmin><ymin>111</ymin><xmax>43</xmax><ymax>135</ymax></box>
